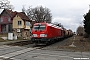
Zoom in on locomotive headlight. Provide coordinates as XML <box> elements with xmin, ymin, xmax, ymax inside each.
<box><xmin>32</xmin><ymin>34</ymin><xmax>37</xmax><ymax>37</ymax></box>
<box><xmin>40</xmin><ymin>34</ymin><xmax>47</xmax><ymax>37</ymax></box>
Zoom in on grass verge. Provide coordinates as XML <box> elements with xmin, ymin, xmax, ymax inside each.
<box><xmin>59</xmin><ymin>35</ymin><xmax>90</xmax><ymax>52</ymax></box>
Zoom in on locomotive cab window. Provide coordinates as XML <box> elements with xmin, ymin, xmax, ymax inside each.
<box><xmin>34</xmin><ymin>24</ymin><xmax>46</xmax><ymax>30</ymax></box>
<box><xmin>33</xmin><ymin>26</ymin><xmax>39</xmax><ymax>30</ymax></box>
<box><xmin>39</xmin><ymin>25</ymin><xmax>46</xmax><ymax>30</ymax></box>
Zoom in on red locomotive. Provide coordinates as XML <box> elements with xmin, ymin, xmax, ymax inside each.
<box><xmin>31</xmin><ymin>22</ymin><xmax>73</xmax><ymax>44</ymax></box>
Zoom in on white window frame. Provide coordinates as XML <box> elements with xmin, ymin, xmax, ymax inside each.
<box><xmin>8</xmin><ymin>18</ymin><xmax>11</xmax><ymax>22</ymax></box>
<box><xmin>18</xmin><ymin>21</ymin><xmax>22</xmax><ymax>25</ymax></box>
<box><xmin>0</xmin><ymin>17</ymin><xmax>3</xmax><ymax>22</ymax></box>
<box><xmin>25</xmin><ymin>21</ymin><xmax>30</xmax><ymax>26</ymax></box>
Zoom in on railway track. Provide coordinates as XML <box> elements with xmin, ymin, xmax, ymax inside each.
<box><xmin>0</xmin><ymin>45</ymin><xmax>45</xmax><ymax>60</ymax></box>
<box><xmin>0</xmin><ymin>36</ymin><xmax>90</xmax><ymax>60</ymax></box>
<box><xmin>0</xmin><ymin>38</ymin><xmax>69</xmax><ymax>60</ymax></box>
<box><xmin>0</xmin><ymin>40</ymin><xmax>46</xmax><ymax>60</ymax></box>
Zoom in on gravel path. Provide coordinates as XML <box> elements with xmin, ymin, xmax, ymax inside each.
<box><xmin>42</xmin><ymin>37</ymin><xmax>71</xmax><ymax>51</ymax></box>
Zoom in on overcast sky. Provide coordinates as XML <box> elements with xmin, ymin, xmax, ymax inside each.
<box><xmin>8</xmin><ymin>0</ymin><xmax>90</xmax><ymax>32</ymax></box>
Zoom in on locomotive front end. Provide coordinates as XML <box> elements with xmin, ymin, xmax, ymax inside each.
<box><xmin>31</xmin><ymin>23</ymin><xmax>49</xmax><ymax>44</ymax></box>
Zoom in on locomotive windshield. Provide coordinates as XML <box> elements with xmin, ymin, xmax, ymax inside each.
<box><xmin>34</xmin><ymin>24</ymin><xmax>46</xmax><ymax>30</ymax></box>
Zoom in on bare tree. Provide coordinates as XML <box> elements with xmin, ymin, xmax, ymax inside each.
<box><xmin>76</xmin><ymin>26</ymin><xmax>85</xmax><ymax>36</ymax></box>
<box><xmin>22</xmin><ymin>5</ymin><xmax>26</xmax><ymax>12</ymax></box>
<box><xmin>53</xmin><ymin>22</ymin><xmax>64</xmax><ymax>28</ymax></box>
<box><xmin>26</xmin><ymin>6</ymin><xmax>52</xmax><ymax>23</ymax></box>
<box><xmin>0</xmin><ymin>0</ymin><xmax>14</xmax><ymax>10</ymax></box>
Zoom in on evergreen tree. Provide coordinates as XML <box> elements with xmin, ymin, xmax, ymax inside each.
<box><xmin>84</xmin><ymin>10</ymin><xmax>90</xmax><ymax>34</ymax></box>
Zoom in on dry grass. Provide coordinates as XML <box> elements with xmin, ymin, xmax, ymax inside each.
<box><xmin>0</xmin><ymin>38</ymin><xmax>6</xmax><ymax>42</ymax></box>
<box><xmin>0</xmin><ymin>33</ymin><xmax>28</xmax><ymax>42</ymax></box>
<box><xmin>0</xmin><ymin>33</ymin><xmax>8</xmax><ymax>37</ymax></box>
<box><xmin>59</xmin><ymin>35</ymin><xmax>90</xmax><ymax>52</ymax></box>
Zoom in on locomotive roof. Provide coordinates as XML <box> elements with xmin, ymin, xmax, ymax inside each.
<box><xmin>34</xmin><ymin>22</ymin><xmax>63</xmax><ymax>30</ymax></box>
<box><xmin>47</xmin><ymin>23</ymin><xmax>63</xmax><ymax>30</ymax></box>
<box><xmin>34</xmin><ymin>22</ymin><xmax>46</xmax><ymax>25</ymax></box>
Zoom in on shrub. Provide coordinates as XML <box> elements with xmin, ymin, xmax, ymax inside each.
<box><xmin>84</xmin><ymin>33</ymin><xmax>89</xmax><ymax>38</ymax></box>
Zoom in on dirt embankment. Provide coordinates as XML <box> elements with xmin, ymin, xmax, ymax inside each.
<box><xmin>5</xmin><ymin>40</ymin><xmax>32</xmax><ymax>46</ymax></box>
<box><xmin>59</xmin><ymin>35</ymin><xmax>90</xmax><ymax>52</ymax></box>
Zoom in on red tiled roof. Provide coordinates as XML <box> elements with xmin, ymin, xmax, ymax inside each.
<box><xmin>0</xmin><ymin>9</ymin><xmax>31</xmax><ymax>22</ymax></box>
<box><xmin>17</xmin><ymin>12</ymin><xmax>31</xmax><ymax>21</ymax></box>
<box><xmin>5</xmin><ymin>9</ymin><xmax>17</xmax><ymax>19</ymax></box>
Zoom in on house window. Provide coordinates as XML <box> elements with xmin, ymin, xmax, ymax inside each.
<box><xmin>8</xmin><ymin>18</ymin><xmax>11</xmax><ymax>22</ymax></box>
<box><xmin>18</xmin><ymin>21</ymin><xmax>22</xmax><ymax>25</ymax></box>
<box><xmin>0</xmin><ymin>17</ymin><xmax>3</xmax><ymax>22</ymax></box>
<box><xmin>8</xmin><ymin>24</ymin><xmax>12</xmax><ymax>32</ymax></box>
<box><xmin>25</xmin><ymin>21</ymin><xmax>30</xmax><ymax>26</ymax></box>
<box><xmin>1</xmin><ymin>24</ymin><xmax>6</xmax><ymax>32</ymax></box>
